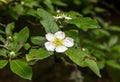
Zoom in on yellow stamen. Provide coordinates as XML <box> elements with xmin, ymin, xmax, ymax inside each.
<box><xmin>53</xmin><ymin>38</ymin><xmax>63</xmax><ymax>47</ymax></box>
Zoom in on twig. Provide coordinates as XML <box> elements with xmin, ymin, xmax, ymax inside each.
<box><xmin>0</xmin><ymin>44</ymin><xmax>8</xmax><ymax>50</ymax></box>
<box><xmin>0</xmin><ymin>23</ymin><xmax>6</xmax><ymax>27</ymax></box>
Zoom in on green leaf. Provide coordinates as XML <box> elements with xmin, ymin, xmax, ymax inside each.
<box><xmin>0</xmin><ymin>0</ymin><xmax>7</xmax><ymax>3</ymax></box>
<box><xmin>24</xmin><ymin>43</ymin><xmax>31</xmax><ymax>50</ymax></box>
<box><xmin>37</xmin><ymin>8</ymin><xmax>59</xmax><ymax>33</ymax></box>
<box><xmin>65</xmin><ymin>48</ymin><xmax>101</xmax><ymax>77</ymax></box>
<box><xmin>10</xmin><ymin>60</ymin><xmax>32</xmax><ymax>80</ymax></box>
<box><xmin>0</xmin><ymin>49</ymin><xmax>7</xmax><ymax>56</ymax></box>
<box><xmin>0</xmin><ymin>60</ymin><xmax>8</xmax><ymax>69</ymax></box>
<box><xmin>112</xmin><ymin>45</ymin><xmax>120</xmax><ymax>52</ymax></box>
<box><xmin>0</xmin><ymin>35</ymin><xmax>5</xmax><ymax>43</ymax></box>
<box><xmin>68</xmin><ymin>17</ymin><xmax>100</xmax><ymax>30</ymax></box>
<box><xmin>11</xmin><ymin>27</ymin><xmax>29</xmax><ymax>52</ymax></box>
<box><xmin>107</xmin><ymin>26</ymin><xmax>120</xmax><ymax>32</ymax></box>
<box><xmin>31</xmin><ymin>36</ymin><xmax>45</xmax><ymax>46</ymax></box>
<box><xmin>85</xmin><ymin>59</ymin><xmax>101</xmax><ymax>77</ymax></box>
<box><xmin>5</xmin><ymin>22</ymin><xmax>15</xmax><ymax>36</ymax></box>
<box><xmin>9</xmin><ymin>4</ymin><xmax>24</xmax><ymax>19</ymax></box>
<box><xmin>0</xmin><ymin>30</ymin><xmax>5</xmax><ymax>34</ymax></box>
<box><xmin>65</xmin><ymin>48</ymin><xmax>88</xmax><ymax>67</ymax></box>
<box><xmin>106</xmin><ymin>60</ymin><xmax>120</xmax><ymax>69</ymax></box>
<box><xmin>26</xmin><ymin>48</ymin><xmax>53</xmax><ymax>61</ymax></box>
<box><xmin>108</xmin><ymin>35</ymin><xmax>118</xmax><ymax>47</ymax></box>
<box><xmin>52</xmin><ymin>0</ymin><xmax>67</xmax><ymax>6</ymax></box>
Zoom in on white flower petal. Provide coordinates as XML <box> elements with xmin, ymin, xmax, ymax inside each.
<box><xmin>65</xmin><ymin>17</ymin><xmax>72</xmax><ymax>20</ymax></box>
<box><xmin>45</xmin><ymin>42</ymin><xmax>55</xmax><ymax>51</ymax></box>
<box><xmin>54</xmin><ymin>31</ymin><xmax>65</xmax><ymax>39</ymax></box>
<box><xmin>55</xmin><ymin>46</ymin><xmax>68</xmax><ymax>53</ymax></box>
<box><xmin>63</xmin><ymin>37</ymin><xmax>74</xmax><ymax>47</ymax></box>
<box><xmin>45</xmin><ymin>33</ymin><xmax>54</xmax><ymax>42</ymax></box>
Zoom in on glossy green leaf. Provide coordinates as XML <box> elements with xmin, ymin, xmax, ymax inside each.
<box><xmin>31</xmin><ymin>36</ymin><xmax>45</xmax><ymax>46</ymax></box>
<box><xmin>11</xmin><ymin>27</ymin><xmax>29</xmax><ymax>52</ymax></box>
<box><xmin>65</xmin><ymin>48</ymin><xmax>101</xmax><ymax>77</ymax></box>
<box><xmin>0</xmin><ymin>60</ymin><xmax>8</xmax><ymax>69</ymax></box>
<box><xmin>85</xmin><ymin>59</ymin><xmax>101</xmax><ymax>77</ymax></box>
<box><xmin>65</xmin><ymin>48</ymin><xmax>88</xmax><ymax>67</ymax></box>
<box><xmin>68</xmin><ymin>17</ymin><xmax>100</xmax><ymax>30</ymax></box>
<box><xmin>37</xmin><ymin>8</ymin><xmax>59</xmax><ymax>33</ymax></box>
<box><xmin>26</xmin><ymin>48</ymin><xmax>53</xmax><ymax>61</ymax></box>
<box><xmin>5</xmin><ymin>22</ymin><xmax>14</xmax><ymax>36</ymax></box>
<box><xmin>10</xmin><ymin>60</ymin><xmax>32</xmax><ymax>80</ymax></box>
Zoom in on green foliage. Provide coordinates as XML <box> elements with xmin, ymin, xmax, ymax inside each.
<box><xmin>37</xmin><ymin>8</ymin><xmax>59</xmax><ymax>33</ymax></box>
<box><xmin>10</xmin><ymin>60</ymin><xmax>32</xmax><ymax>80</ymax></box>
<box><xmin>0</xmin><ymin>49</ymin><xmax>7</xmax><ymax>56</ymax></box>
<box><xmin>0</xmin><ymin>60</ymin><xmax>8</xmax><ymax>69</ymax></box>
<box><xmin>0</xmin><ymin>0</ymin><xmax>120</xmax><ymax>81</ymax></box>
<box><xmin>10</xmin><ymin>27</ymin><xmax>29</xmax><ymax>52</ymax></box>
<box><xmin>5</xmin><ymin>22</ymin><xmax>15</xmax><ymax>36</ymax></box>
<box><xmin>68</xmin><ymin>17</ymin><xmax>100</xmax><ymax>30</ymax></box>
<box><xmin>31</xmin><ymin>36</ymin><xmax>45</xmax><ymax>46</ymax></box>
<box><xmin>66</xmin><ymin>48</ymin><xmax>101</xmax><ymax>77</ymax></box>
<box><xmin>26</xmin><ymin>48</ymin><xmax>53</xmax><ymax>61</ymax></box>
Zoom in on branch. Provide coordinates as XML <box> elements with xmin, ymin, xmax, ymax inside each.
<box><xmin>0</xmin><ymin>23</ymin><xmax>6</xmax><ymax>27</ymax></box>
<box><xmin>0</xmin><ymin>44</ymin><xmax>8</xmax><ymax>50</ymax></box>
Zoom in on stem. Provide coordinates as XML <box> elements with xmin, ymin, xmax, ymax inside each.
<box><xmin>0</xmin><ymin>23</ymin><xmax>6</xmax><ymax>27</ymax></box>
<box><xmin>0</xmin><ymin>44</ymin><xmax>8</xmax><ymax>50</ymax></box>
<box><xmin>53</xmin><ymin>51</ymin><xmax>57</xmax><ymax>63</ymax></box>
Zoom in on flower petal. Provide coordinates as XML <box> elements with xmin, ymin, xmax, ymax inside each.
<box><xmin>45</xmin><ymin>33</ymin><xmax>54</xmax><ymax>42</ymax></box>
<box><xmin>63</xmin><ymin>37</ymin><xmax>74</xmax><ymax>47</ymax></box>
<box><xmin>54</xmin><ymin>31</ymin><xmax>65</xmax><ymax>39</ymax></box>
<box><xmin>65</xmin><ymin>17</ymin><xmax>72</xmax><ymax>20</ymax></box>
<box><xmin>55</xmin><ymin>46</ymin><xmax>68</xmax><ymax>53</ymax></box>
<box><xmin>44</xmin><ymin>42</ymin><xmax>55</xmax><ymax>51</ymax></box>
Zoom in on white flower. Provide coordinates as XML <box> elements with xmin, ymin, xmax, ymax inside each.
<box><xmin>45</xmin><ymin>31</ymin><xmax>74</xmax><ymax>53</ymax></box>
<box><xmin>53</xmin><ymin>13</ymin><xmax>72</xmax><ymax>20</ymax></box>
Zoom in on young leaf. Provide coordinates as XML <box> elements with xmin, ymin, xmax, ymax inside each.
<box><xmin>26</xmin><ymin>48</ymin><xmax>53</xmax><ymax>61</ymax></box>
<box><xmin>5</xmin><ymin>22</ymin><xmax>15</xmax><ymax>36</ymax></box>
<box><xmin>85</xmin><ymin>59</ymin><xmax>101</xmax><ymax>77</ymax></box>
<box><xmin>37</xmin><ymin>8</ymin><xmax>59</xmax><ymax>33</ymax></box>
<box><xmin>31</xmin><ymin>36</ymin><xmax>45</xmax><ymax>46</ymax></box>
<box><xmin>24</xmin><ymin>43</ymin><xmax>31</xmax><ymax>50</ymax></box>
<box><xmin>10</xmin><ymin>60</ymin><xmax>32</xmax><ymax>80</ymax></box>
<box><xmin>11</xmin><ymin>27</ymin><xmax>29</xmax><ymax>52</ymax></box>
<box><xmin>0</xmin><ymin>60</ymin><xmax>8</xmax><ymax>69</ymax></box>
<box><xmin>68</xmin><ymin>17</ymin><xmax>100</xmax><ymax>30</ymax></box>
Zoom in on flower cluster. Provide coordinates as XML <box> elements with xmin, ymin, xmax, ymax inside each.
<box><xmin>45</xmin><ymin>31</ymin><xmax>74</xmax><ymax>53</ymax></box>
<box><xmin>53</xmin><ymin>13</ymin><xmax>72</xmax><ymax>20</ymax></box>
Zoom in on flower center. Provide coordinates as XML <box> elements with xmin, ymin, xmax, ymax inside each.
<box><xmin>53</xmin><ymin>38</ymin><xmax>63</xmax><ymax>47</ymax></box>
